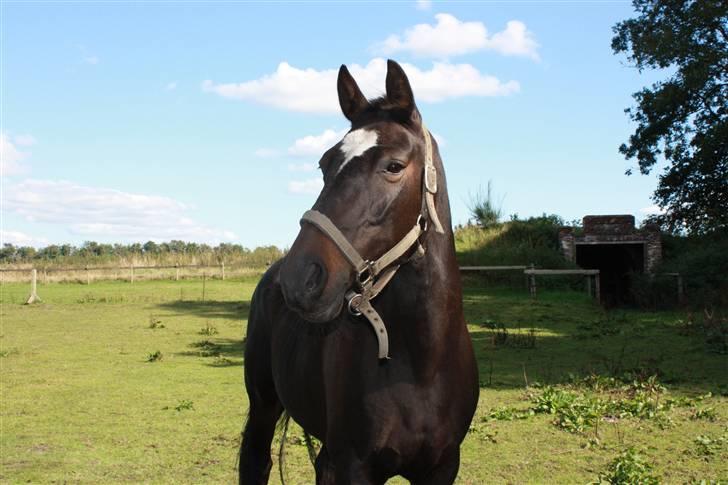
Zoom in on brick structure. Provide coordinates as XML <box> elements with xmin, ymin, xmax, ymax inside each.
<box><xmin>559</xmin><ymin>215</ymin><xmax>662</xmax><ymax>305</ymax></box>
<box><xmin>560</xmin><ymin>215</ymin><xmax>661</xmax><ymax>273</ymax></box>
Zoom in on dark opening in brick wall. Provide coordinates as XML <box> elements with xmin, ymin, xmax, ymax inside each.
<box><xmin>576</xmin><ymin>243</ymin><xmax>645</xmax><ymax>306</ymax></box>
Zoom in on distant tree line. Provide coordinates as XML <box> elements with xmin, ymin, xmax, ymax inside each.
<box><xmin>0</xmin><ymin>241</ymin><xmax>285</xmax><ymax>268</ymax></box>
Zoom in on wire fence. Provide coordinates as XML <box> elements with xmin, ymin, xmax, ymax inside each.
<box><xmin>0</xmin><ymin>263</ymin><xmax>266</xmax><ymax>285</ymax></box>
<box><xmin>4</xmin><ymin>263</ymin><xmax>684</xmax><ymax>307</ymax></box>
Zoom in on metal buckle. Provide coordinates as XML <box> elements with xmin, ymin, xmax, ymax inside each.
<box><xmin>356</xmin><ymin>260</ymin><xmax>374</xmax><ymax>288</ymax></box>
<box><xmin>416</xmin><ymin>214</ymin><xmax>428</xmax><ymax>232</ymax></box>
<box><xmin>424</xmin><ymin>165</ymin><xmax>437</xmax><ymax>194</ymax></box>
<box><xmin>347</xmin><ymin>293</ymin><xmax>363</xmax><ymax>316</ymax></box>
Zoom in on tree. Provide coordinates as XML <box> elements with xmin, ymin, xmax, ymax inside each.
<box><xmin>612</xmin><ymin>0</ymin><xmax>727</xmax><ymax>234</ymax></box>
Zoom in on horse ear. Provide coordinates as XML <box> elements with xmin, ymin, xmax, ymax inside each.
<box><xmin>337</xmin><ymin>65</ymin><xmax>369</xmax><ymax>122</ymax></box>
<box><xmin>385</xmin><ymin>59</ymin><xmax>417</xmax><ymax>117</ymax></box>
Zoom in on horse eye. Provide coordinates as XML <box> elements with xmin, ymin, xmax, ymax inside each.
<box><xmin>386</xmin><ymin>161</ymin><xmax>405</xmax><ymax>174</ymax></box>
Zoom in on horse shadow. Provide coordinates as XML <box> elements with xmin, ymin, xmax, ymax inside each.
<box><xmin>155</xmin><ymin>299</ymin><xmax>251</xmax><ymax>321</ymax></box>
<box><xmin>155</xmin><ymin>299</ymin><xmax>251</xmax><ymax>367</ymax></box>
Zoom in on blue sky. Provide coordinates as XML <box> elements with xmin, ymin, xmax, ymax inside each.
<box><xmin>1</xmin><ymin>0</ymin><xmax>666</xmax><ymax>249</ymax></box>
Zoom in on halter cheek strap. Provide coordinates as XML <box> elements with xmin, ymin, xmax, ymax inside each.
<box><xmin>299</xmin><ymin>123</ymin><xmax>442</xmax><ymax>360</ymax></box>
<box><xmin>421</xmin><ymin>123</ymin><xmax>445</xmax><ymax>234</ymax></box>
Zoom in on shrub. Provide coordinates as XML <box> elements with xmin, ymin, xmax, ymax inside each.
<box><xmin>454</xmin><ymin>214</ymin><xmax>575</xmax><ymax>275</ymax></box>
<box><xmin>467</xmin><ymin>181</ymin><xmax>503</xmax><ymax>228</ymax></box>
<box><xmin>631</xmin><ymin>229</ymin><xmax>728</xmax><ymax>309</ymax></box>
<box><xmin>595</xmin><ymin>448</ymin><xmax>659</xmax><ymax>484</ymax></box>
<box><xmin>198</xmin><ymin>322</ymin><xmax>218</xmax><ymax>336</ymax></box>
<box><xmin>146</xmin><ymin>350</ymin><xmax>163</xmax><ymax>362</ymax></box>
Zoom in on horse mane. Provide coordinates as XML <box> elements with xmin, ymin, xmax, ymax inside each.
<box><xmin>351</xmin><ymin>95</ymin><xmax>421</xmax><ymax>130</ymax></box>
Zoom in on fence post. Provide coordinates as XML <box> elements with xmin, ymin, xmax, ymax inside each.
<box><xmin>586</xmin><ymin>274</ymin><xmax>592</xmax><ymax>297</ymax></box>
<box><xmin>130</xmin><ymin>265</ymin><xmax>135</xmax><ymax>284</ymax></box>
<box><xmin>594</xmin><ymin>271</ymin><xmax>601</xmax><ymax>305</ymax></box>
<box><xmin>175</xmin><ymin>265</ymin><xmax>180</xmax><ymax>281</ymax></box>
<box><xmin>202</xmin><ymin>272</ymin><xmax>206</xmax><ymax>302</ymax></box>
<box><xmin>528</xmin><ymin>264</ymin><xmax>536</xmax><ymax>299</ymax></box>
<box><xmin>677</xmin><ymin>274</ymin><xmax>685</xmax><ymax>305</ymax></box>
<box><xmin>85</xmin><ymin>266</ymin><xmax>90</xmax><ymax>285</ymax></box>
<box><xmin>25</xmin><ymin>269</ymin><xmax>41</xmax><ymax>304</ymax></box>
<box><xmin>221</xmin><ymin>262</ymin><xmax>225</xmax><ymax>281</ymax></box>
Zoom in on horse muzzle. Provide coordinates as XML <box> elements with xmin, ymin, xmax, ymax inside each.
<box><xmin>279</xmin><ymin>232</ymin><xmax>351</xmax><ymax>323</ymax></box>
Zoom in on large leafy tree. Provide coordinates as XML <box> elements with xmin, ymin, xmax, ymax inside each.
<box><xmin>612</xmin><ymin>0</ymin><xmax>727</xmax><ymax>234</ymax></box>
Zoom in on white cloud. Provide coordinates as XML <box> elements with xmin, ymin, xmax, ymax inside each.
<box><xmin>0</xmin><ymin>230</ymin><xmax>49</xmax><ymax>248</ymax></box>
<box><xmin>288</xmin><ymin>177</ymin><xmax>323</xmax><ymax>195</ymax></box>
<box><xmin>203</xmin><ymin>58</ymin><xmax>518</xmax><ymax>114</ymax></box>
<box><xmin>640</xmin><ymin>204</ymin><xmax>666</xmax><ymax>215</ymax></box>
<box><xmin>1</xmin><ymin>132</ymin><xmax>31</xmax><ymax>177</ymax></box>
<box><xmin>84</xmin><ymin>56</ymin><xmax>99</xmax><ymax>65</ymax></box>
<box><xmin>254</xmin><ymin>148</ymin><xmax>281</xmax><ymax>158</ymax></box>
<box><xmin>375</xmin><ymin>14</ymin><xmax>539</xmax><ymax>60</ymax></box>
<box><xmin>14</xmin><ymin>134</ymin><xmax>36</xmax><ymax>147</ymax></box>
<box><xmin>4</xmin><ymin>179</ymin><xmax>237</xmax><ymax>243</ymax></box>
<box><xmin>287</xmin><ymin>163</ymin><xmax>317</xmax><ymax>172</ymax></box>
<box><xmin>416</xmin><ymin>0</ymin><xmax>432</xmax><ymax>10</ymax></box>
<box><xmin>166</xmin><ymin>81</ymin><xmax>177</xmax><ymax>90</ymax></box>
<box><xmin>377</xmin><ymin>14</ymin><xmax>487</xmax><ymax>58</ymax></box>
<box><xmin>488</xmin><ymin>20</ymin><xmax>540</xmax><ymax>60</ymax></box>
<box><xmin>288</xmin><ymin>128</ymin><xmax>346</xmax><ymax>156</ymax></box>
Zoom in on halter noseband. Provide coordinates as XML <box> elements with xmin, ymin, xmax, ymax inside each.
<box><xmin>299</xmin><ymin>123</ymin><xmax>443</xmax><ymax>360</ymax></box>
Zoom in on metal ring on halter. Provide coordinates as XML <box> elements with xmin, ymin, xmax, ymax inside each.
<box><xmin>416</xmin><ymin>214</ymin><xmax>427</xmax><ymax>232</ymax></box>
<box><xmin>347</xmin><ymin>293</ymin><xmax>363</xmax><ymax>316</ymax></box>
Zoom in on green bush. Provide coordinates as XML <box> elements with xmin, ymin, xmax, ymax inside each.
<box><xmin>455</xmin><ymin>214</ymin><xmax>582</xmax><ymax>289</ymax></box>
<box><xmin>595</xmin><ymin>448</ymin><xmax>659</xmax><ymax>484</ymax></box>
<box><xmin>467</xmin><ymin>181</ymin><xmax>503</xmax><ymax>228</ymax></box>
<box><xmin>630</xmin><ymin>229</ymin><xmax>728</xmax><ymax>309</ymax></box>
<box><xmin>455</xmin><ymin>214</ymin><xmax>569</xmax><ymax>268</ymax></box>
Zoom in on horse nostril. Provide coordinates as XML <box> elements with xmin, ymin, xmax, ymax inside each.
<box><xmin>303</xmin><ymin>261</ymin><xmax>325</xmax><ymax>293</ymax></box>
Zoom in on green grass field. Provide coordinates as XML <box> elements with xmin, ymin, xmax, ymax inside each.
<box><xmin>1</xmin><ymin>277</ymin><xmax>726</xmax><ymax>484</ymax></box>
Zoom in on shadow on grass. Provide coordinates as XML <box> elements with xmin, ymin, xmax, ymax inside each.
<box><xmin>155</xmin><ymin>300</ymin><xmax>250</xmax><ymax>367</ymax></box>
<box><xmin>156</xmin><ymin>286</ymin><xmax>726</xmax><ymax>393</ymax></box>
<box><xmin>463</xmin><ymin>287</ymin><xmax>728</xmax><ymax>395</ymax></box>
<box><xmin>177</xmin><ymin>337</ymin><xmax>246</xmax><ymax>367</ymax></box>
<box><xmin>155</xmin><ymin>299</ymin><xmax>251</xmax><ymax>321</ymax></box>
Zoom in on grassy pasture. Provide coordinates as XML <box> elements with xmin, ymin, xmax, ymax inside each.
<box><xmin>1</xmin><ymin>277</ymin><xmax>726</xmax><ymax>484</ymax></box>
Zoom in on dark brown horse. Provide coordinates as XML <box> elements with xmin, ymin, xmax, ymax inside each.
<box><xmin>239</xmin><ymin>60</ymin><xmax>479</xmax><ymax>485</ymax></box>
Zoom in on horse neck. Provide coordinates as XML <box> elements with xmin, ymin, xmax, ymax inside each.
<box><xmin>383</xmin><ymin>174</ymin><xmax>465</xmax><ymax>372</ymax></box>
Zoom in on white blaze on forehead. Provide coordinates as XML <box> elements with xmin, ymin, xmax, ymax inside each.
<box><xmin>336</xmin><ymin>129</ymin><xmax>379</xmax><ymax>176</ymax></box>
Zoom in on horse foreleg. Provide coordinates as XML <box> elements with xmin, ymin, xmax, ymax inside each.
<box><xmin>238</xmin><ymin>399</ymin><xmax>283</xmax><ymax>485</ymax></box>
<box><xmin>314</xmin><ymin>445</ymin><xmax>336</xmax><ymax>485</ymax></box>
<box><xmin>410</xmin><ymin>447</ymin><xmax>460</xmax><ymax>485</ymax></box>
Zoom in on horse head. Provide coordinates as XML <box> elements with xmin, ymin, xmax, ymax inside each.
<box><xmin>280</xmin><ymin>60</ymin><xmax>443</xmax><ymax>324</ymax></box>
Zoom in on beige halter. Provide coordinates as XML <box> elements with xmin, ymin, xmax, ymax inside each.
<box><xmin>300</xmin><ymin>123</ymin><xmax>444</xmax><ymax>359</ymax></box>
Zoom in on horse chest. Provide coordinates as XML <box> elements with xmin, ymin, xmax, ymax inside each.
<box><xmin>271</xmin><ymin>317</ymin><xmax>462</xmax><ymax>448</ymax></box>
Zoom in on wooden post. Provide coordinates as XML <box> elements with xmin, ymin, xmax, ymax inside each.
<box><xmin>594</xmin><ymin>272</ymin><xmax>601</xmax><ymax>305</ymax></box>
<box><xmin>175</xmin><ymin>265</ymin><xmax>180</xmax><ymax>281</ymax></box>
<box><xmin>130</xmin><ymin>265</ymin><xmax>135</xmax><ymax>284</ymax></box>
<box><xmin>25</xmin><ymin>269</ymin><xmax>41</xmax><ymax>304</ymax></box>
<box><xmin>586</xmin><ymin>274</ymin><xmax>592</xmax><ymax>297</ymax></box>
<box><xmin>221</xmin><ymin>262</ymin><xmax>225</xmax><ymax>281</ymax></box>
<box><xmin>528</xmin><ymin>264</ymin><xmax>536</xmax><ymax>299</ymax></box>
<box><xmin>677</xmin><ymin>274</ymin><xmax>685</xmax><ymax>305</ymax></box>
<box><xmin>85</xmin><ymin>266</ymin><xmax>90</xmax><ymax>285</ymax></box>
<box><xmin>202</xmin><ymin>272</ymin><xmax>206</xmax><ymax>302</ymax></box>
